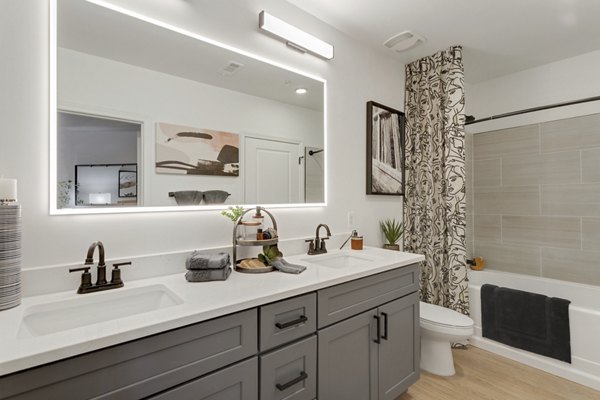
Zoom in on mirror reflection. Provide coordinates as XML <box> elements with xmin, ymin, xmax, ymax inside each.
<box><xmin>55</xmin><ymin>0</ymin><xmax>325</xmax><ymax>211</ymax></box>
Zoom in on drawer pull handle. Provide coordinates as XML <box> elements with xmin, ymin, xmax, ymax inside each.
<box><xmin>276</xmin><ymin>371</ymin><xmax>308</xmax><ymax>391</ymax></box>
<box><xmin>374</xmin><ymin>315</ymin><xmax>381</xmax><ymax>344</ymax></box>
<box><xmin>275</xmin><ymin>315</ymin><xmax>308</xmax><ymax>329</ymax></box>
<box><xmin>381</xmin><ymin>312</ymin><xmax>389</xmax><ymax>340</ymax></box>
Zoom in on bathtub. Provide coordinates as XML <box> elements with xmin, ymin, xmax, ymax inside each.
<box><xmin>468</xmin><ymin>269</ymin><xmax>600</xmax><ymax>391</ymax></box>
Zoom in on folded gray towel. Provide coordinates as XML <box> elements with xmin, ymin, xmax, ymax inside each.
<box><xmin>186</xmin><ymin>251</ymin><xmax>230</xmax><ymax>270</ymax></box>
<box><xmin>270</xmin><ymin>258</ymin><xmax>306</xmax><ymax>274</ymax></box>
<box><xmin>185</xmin><ymin>267</ymin><xmax>231</xmax><ymax>282</ymax></box>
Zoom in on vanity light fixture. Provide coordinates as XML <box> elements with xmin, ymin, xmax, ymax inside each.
<box><xmin>295</xmin><ymin>88</ymin><xmax>307</xmax><ymax>94</ymax></box>
<box><xmin>259</xmin><ymin>11</ymin><xmax>334</xmax><ymax>60</ymax></box>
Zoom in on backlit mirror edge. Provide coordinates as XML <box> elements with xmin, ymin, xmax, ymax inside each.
<box><xmin>48</xmin><ymin>0</ymin><xmax>328</xmax><ymax>215</ymax></box>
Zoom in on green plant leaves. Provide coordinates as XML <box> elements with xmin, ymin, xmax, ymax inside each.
<box><xmin>380</xmin><ymin>218</ymin><xmax>404</xmax><ymax>245</ymax></box>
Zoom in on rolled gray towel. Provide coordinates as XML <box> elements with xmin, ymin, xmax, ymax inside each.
<box><xmin>172</xmin><ymin>191</ymin><xmax>203</xmax><ymax>206</ymax></box>
<box><xmin>186</xmin><ymin>251</ymin><xmax>230</xmax><ymax>270</ymax></box>
<box><xmin>185</xmin><ymin>267</ymin><xmax>231</xmax><ymax>282</ymax></box>
<box><xmin>270</xmin><ymin>258</ymin><xmax>306</xmax><ymax>274</ymax></box>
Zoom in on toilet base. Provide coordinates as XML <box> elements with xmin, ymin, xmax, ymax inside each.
<box><xmin>420</xmin><ymin>335</ymin><xmax>456</xmax><ymax>376</ymax></box>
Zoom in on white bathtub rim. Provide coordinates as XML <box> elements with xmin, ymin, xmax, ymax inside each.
<box><xmin>468</xmin><ymin>269</ymin><xmax>600</xmax><ymax>309</ymax></box>
<box><xmin>469</xmin><ymin>336</ymin><xmax>600</xmax><ymax>392</ymax></box>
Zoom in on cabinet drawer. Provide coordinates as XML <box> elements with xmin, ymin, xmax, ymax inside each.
<box><xmin>260</xmin><ymin>293</ymin><xmax>316</xmax><ymax>351</ymax></box>
<box><xmin>150</xmin><ymin>357</ymin><xmax>258</xmax><ymax>400</ymax></box>
<box><xmin>260</xmin><ymin>336</ymin><xmax>317</xmax><ymax>400</ymax></box>
<box><xmin>317</xmin><ymin>264</ymin><xmax>419</xmax><ymax>328</ymax></box>
<box><xmin>0</xmin><ymin>309</ymin><xmax>258</xmax><ymax>400</ymax></box>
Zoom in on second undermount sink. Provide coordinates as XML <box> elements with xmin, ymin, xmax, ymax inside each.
<box><xmin>301</xmin><ymin>252</ymin><xmax>377</xmax><ymax>269</ymax></box>
<box><xmin>18</xmin><ymin>284</ymin><xmax>183</xmax><ymax>338</ymax></box>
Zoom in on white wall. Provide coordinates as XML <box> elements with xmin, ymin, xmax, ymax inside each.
<box><xmin>59</xmin><ymin>48</ymin><xmax>323</xmax><ymax>206</ymax></box>
<box><xmin>0</xmin><ymin>0</ymin><xmax>405</xmax><ymax>268</ymax></box>
<box><xmin>467</xmin><ymin>49</ymin><xmax>600</xmax><ymax>133</ymax></box>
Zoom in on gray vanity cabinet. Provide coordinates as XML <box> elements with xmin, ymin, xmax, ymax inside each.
<box><xmin>377</xmin><ymin>292</ymin><xmax>420</xmax><ymax>400</ymax></box>
<box><xmin>317</xmin><ymin>308</ymin><xmax>379</xmax><ymax>400</ymax></box>
<box><xmin>0</xmin><ymin>309</ymin><xmax>258</xmax><ymax>400</ymax></box>
<box><xmin>260</xmin><ymin>335</ymin><xmax>317</xmax><ymax>400</ymax></box>
<box><xmin>150</xmin><ymin>357</ymin><xmax>258</xmax><ymax>400</ymax></box>
<box><xmin>317</xmin><ymin>266</ymin><xmax>420</xmax><ymax>400</ymax></box>
<box><xmin>0</xmin><ymin>263</ymin><xmax>420</xmax><ymax>400</ymax></box>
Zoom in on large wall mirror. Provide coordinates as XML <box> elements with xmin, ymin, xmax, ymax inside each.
<box><xmin>51</xmin><ymin>0</ymin><xmax>326</xmax><ymax>214</ymax></box>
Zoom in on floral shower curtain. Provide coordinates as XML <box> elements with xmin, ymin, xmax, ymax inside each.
<box><xmin>403</xmin><ymin>46</ymin><xmax>469</xmax><ymax>314</ymax></box>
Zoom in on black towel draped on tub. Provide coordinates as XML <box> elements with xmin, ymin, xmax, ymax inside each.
<box><xmin>481</xmin><ymin>284</ymin><xmax>571</xmax><ymax>363</ymax></box>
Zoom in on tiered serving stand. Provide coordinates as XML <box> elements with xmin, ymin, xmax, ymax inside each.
<box><xmin>232</xmin><ymin>206</ymin><xmax>278</xmax><ymax>273</ymax></box>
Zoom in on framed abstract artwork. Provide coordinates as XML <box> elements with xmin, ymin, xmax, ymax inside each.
<box><xmin>366</xmin><ymin>101</ymin><xmax>405</xmax><ymax>196</ymax></box>
<box><xmin>155</xmin><ymin>122</ymin><xmax>240</xmax><ymax>176</ymax></box>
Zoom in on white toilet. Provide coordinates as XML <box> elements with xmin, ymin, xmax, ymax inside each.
<box><xmin>419</xmin><ymin>301</ymin><xmax>474</xmax><ymax>376</ymax></box>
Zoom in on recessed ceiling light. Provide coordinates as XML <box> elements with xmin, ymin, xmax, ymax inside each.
<box><xmin>295</xmin><ymin>88</ymin><xmax>307</xmax><ymax>94</ymax></box>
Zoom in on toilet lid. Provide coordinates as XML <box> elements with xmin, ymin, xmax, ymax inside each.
<box><xmin>420</xmin><ymin>301</ymin><xmax>473</xmax><ymax>328</ymax></box>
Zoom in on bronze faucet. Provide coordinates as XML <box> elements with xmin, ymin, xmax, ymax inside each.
<box><xmin>306</xmin><ymin>224</ymin><xmax>331</xmax><ymax>255</ymax></box>
<box><xmin>69</xmin><ymin>241</ymin><xmax>131</xmax><ymax>294</ymax></box>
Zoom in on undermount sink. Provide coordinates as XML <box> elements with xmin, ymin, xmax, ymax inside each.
<box><xmin>302</xmin><ymin>252</ymin><xmax>377</xmax><ymax>269</ymax></box>
<box><xmin>18</xmin><ymin>284</ymin><xmax>183</xmax><ymax>338</ymax></box>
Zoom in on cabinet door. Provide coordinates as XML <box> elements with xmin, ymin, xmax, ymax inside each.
<box><xmin>377</xmin><ymin>293</ymin><xmax>420</xmax><ymax>400</ymax></box>
<box><xmin>318</xmin><ymin>309</ymin><xmax>378</xmax><ymax>400</ymax></box>
<box><xmin>260</xmin><ymin>336</ymin><xmax>316</xmax><ymax>400</ymax></box>
<box><xmin>150</xmin><ymin>357</ymin><xmax>258</xmax><ymax>400</ymax></box>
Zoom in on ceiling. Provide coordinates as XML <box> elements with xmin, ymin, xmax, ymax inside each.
<box><xmin>59</xmin><ymin>0</ymin><xmax>323</xmax><ymax>111</ymax></box>
<box><xmin>286</xmin><ymin>0</ymin><xmax>600</xmax><ymax>83</ymax></box>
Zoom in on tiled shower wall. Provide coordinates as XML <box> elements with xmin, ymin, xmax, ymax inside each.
<box><xmin>470</xmin><ymin>113</ymin><xmax>600</xmax><ymax>286</ymax></box>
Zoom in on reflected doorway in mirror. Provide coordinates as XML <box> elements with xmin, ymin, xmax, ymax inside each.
<box><xmin>155</xmin><ymin>122</ymin><xmax>240</xmax><ymax>176</ymax></box>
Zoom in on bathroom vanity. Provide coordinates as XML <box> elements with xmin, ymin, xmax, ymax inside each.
<box><xmin>0</xmin><ymin>248</ymin><xmax>423</xmax><ymax>400</ymax></box>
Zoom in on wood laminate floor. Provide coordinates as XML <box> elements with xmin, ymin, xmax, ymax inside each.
<box><xmin>397</xmin><ymin>346</ymin><xmax>600</xmax><ymax>400</ymax></box>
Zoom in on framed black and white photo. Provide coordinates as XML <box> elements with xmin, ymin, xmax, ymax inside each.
<box><xmin>118</xmin><ymin>170</ymin><xmax>137</xmax><ymax>198</ymax></box>
<box><xmin>366</xmin><ymin>101</ymin><xmax>405</xmax><ymax>196</ymax></box>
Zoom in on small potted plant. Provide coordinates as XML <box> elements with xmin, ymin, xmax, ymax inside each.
<box><xmin>380</xmin><ymin>218</ymin><xmax>404</xmax><ymax>251</ymax></box>
<box><xmin>221</xmin><ymin>206</ymin><xmax>246</xmax><ymax>238</ymax></box>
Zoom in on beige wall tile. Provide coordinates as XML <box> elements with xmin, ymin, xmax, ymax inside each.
<box><xmin>474</xmin><ymin>215</ymin><xmax>502</xmax><ymax>242</ymax></box>
<box><xmin>502</xmin><ymin>216</ymin><xmax>581</xmax><ymax>249</ymax></box>
<box><xmin>582</xmin><ymin>218</ymin><xmax>600</xmax><ymax>250</ymax></box>
<box><xmin>474</xmin><ymin>241</ymin><xmax>540</xmax><ymax>276</ymax></box>
<box><xmin>542</xmin><ymin>247</ymin><xmax>600</xmax><ymax>286</ymax></box>
<box><xmin>502</xmin><ymin>151</ymin><xmax>580</xmax><ymax>186</ymax></box>
<box><xmin>474</xmin><ymin>159</ymin><xmax>501</xmax><ymax>187</ymax></box>
<box><xmin>474</xmin><ymin>186</ymin><xmax>540</xmax><ymax>215</ymax></box>
<box><xmin>582</xmin><ymin>148</ymin><xmax>600</xmax><ymax>183</ymax></box>
<box><xmin>541</xmin><ymin>113</ymin><xmax>600</xmax><ymax>152</ymax></box>
<box><xmin>473</xmin><ymin>125</ymin><xmax>539</xmax><ymax>160</ymax></box>
<box><xmin>542</xmin><ymin>183</ymin><xmax>600</xmax><ymax>217</ymax></box>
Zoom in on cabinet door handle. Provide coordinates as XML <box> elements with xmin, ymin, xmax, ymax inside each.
<box><xmin>381</xmin><ymin>312</ymin><xmax>389</xmax><ymax>340</ymax></box>
<box><xmin>276</xmin><ymin>371</ymin><xmax>308</xmax><ymax>391</ymax></box>
<box><xmin>374</xmin><ymin>315</ymin><xmax>381</xmax><ymax>344</ymax></box>
<box><xmin>275</xmin><ymin>315</ymin><xmax>307</xmax><ymax>329</ymax></box>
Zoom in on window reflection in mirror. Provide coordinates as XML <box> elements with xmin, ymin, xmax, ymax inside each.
<box><xmin>54</xmin><ymin>0</ymin><xmax>325</xmax><ymax>213</ymax></box>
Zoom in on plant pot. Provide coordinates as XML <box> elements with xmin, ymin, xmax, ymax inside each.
<box><xmin>383</xmin><ymin>244</ymin><xmax>400</xmax><ymax>251</ymax></box>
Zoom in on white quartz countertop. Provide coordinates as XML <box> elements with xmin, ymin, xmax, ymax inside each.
<box><xmin>0</xmin><ymin>247</ymin><xmax>423</xmax><ymax>376</ymax></box>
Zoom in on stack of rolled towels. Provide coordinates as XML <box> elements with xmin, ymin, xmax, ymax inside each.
<box><xmin>185</xmin><ymin>251</ymin><xmax>231</xmax><ymax>282</ymax></box>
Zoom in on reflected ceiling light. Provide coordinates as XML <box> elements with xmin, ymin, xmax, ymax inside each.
<box><xmin>259</xmin><ymin>11</ymin><xmax>334</xmax><ymax>60</ymax></box>
<box><xmin>295</xmin><ymin>88</ymin><xmax>307</xmax><ymax>94</ymax></box>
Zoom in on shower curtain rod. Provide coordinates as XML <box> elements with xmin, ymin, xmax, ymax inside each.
<box><xmin>466</xmin><ymin>95</ymin><xmax>600</xmax><ymax>125</ymax></box>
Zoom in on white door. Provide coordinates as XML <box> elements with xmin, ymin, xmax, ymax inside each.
<box><xmin>245</xmin><ymin>137</ymin><xmax>301</xmax><ymax>204</ymax></box>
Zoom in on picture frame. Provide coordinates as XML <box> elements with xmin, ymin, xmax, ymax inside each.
<box><xmin>118</xmin><ymin>170</ymin><xmax>137</xmax><ymax>198</ymax></box>
<box><xmin>366</xmin><ymin>101</ymin><xmax>405</xmax><ymax>196</ymax></box>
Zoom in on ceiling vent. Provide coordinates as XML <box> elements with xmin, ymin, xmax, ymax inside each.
<box><xmin>221</xmin><ymin>61</ymin><xmax>244</xmax><ymax>76</ymax></box>
<box><xmin>383</xmin><ymin>31</ymin><xmax>425</xmax><ymax>53</ymax></box>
